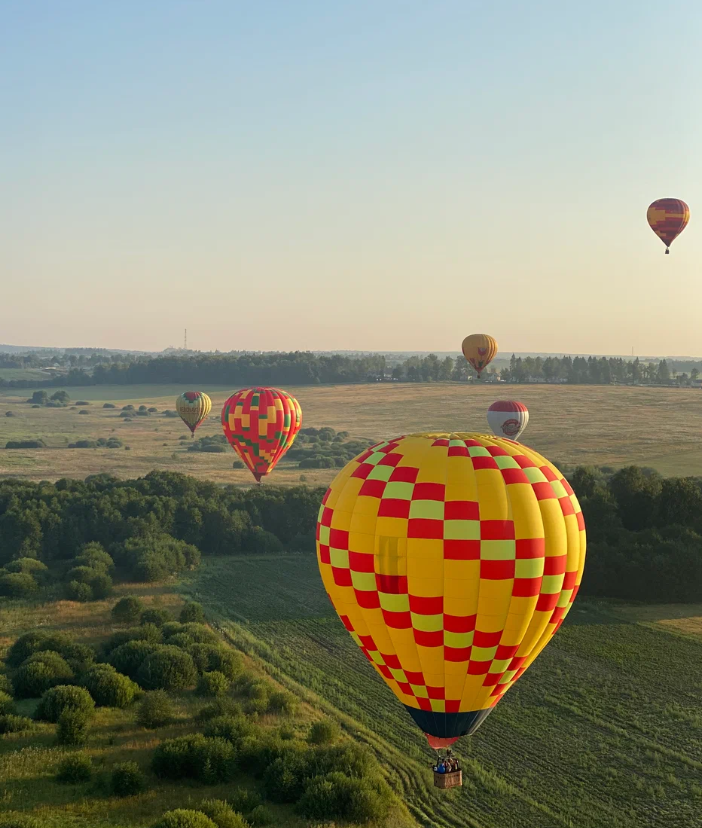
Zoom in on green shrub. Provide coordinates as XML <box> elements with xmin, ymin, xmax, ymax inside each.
<box><xmin>167</xmin><ymin>633</ymin><xmax>196</xmax><ymax>650</ymax></box>
<box><xmin>56</xmin><ymin>708</ymin><xmax>90</xmax><ymax>745</ymax></box>
<box><xmin>188</xmin><ymin>645</ymin><xmax>241</xmax><ymax>679</ymax></box>
<box><xmin>112</xmin><ymin>596</ymin><xmax>144</xmax><ymax>623</ymax></box>
<box><xmin>13</xmin><ymin>652</ymin><xmax>74</xmax><ymax>699</ymax></box>
<box><xmin>267</xmin><ymin>690</ymin><xmax>296</xmax><ymax>716</ymax></box>
<box><xmin>0</xmin><ymin>815</ymin><xmax>43</xmax><ymax>828</ymax></box>
<box><xmin>0</xmin><ymin>691</ymin><xmax>15</xmax><ymax>714</ymax></box>
<box><xmin>140</xmin><ymin>608</ymin><xmax>171</xmax><ymax>627</ymax></box>
<box><xmin>262</xmin><ymin>743</ymin><xmax>310</xmax><ymax>803</ymax></box>
<box><xmin>0</xmin><ymin>674</ymin><xmax>12</xmax><ymax>694</ymax></box>
<box><xmin>196</xmin><ymin>671</ymin><xmax>230</xmax><ymax>698</ymax></box>
<box><xmin>74</xmin><ymin>542</ymin><xmax>115</xmax><ymax>574</ymax></box>
<box><xmin>35</xmin><ymin>685</ymin><xmax>95</xmax><ymax>723</ymax></box>
<box><xmin>89</xmin><ymin>571</ymin><xmax>113</xmax><ymax>599</ymax></box>
<box><xmin>202</xmin><ymin>715</ymin><xmax>253</xmax><ymax>746</ymax></box>
<box><xmin>4</xmin><ymin>559</ymin><xmax>48</xmax><ymax>577</ymax></box>
<box><xmin>232</xmin><ymin>460</ymin><xmax>245</xmax><ymax>469</ymax></box>
<box><xmin>234</xmin><ymin>677</ymin><xmax>269</xmax><ymax>701</ymax></box>
<box><xmin>195</xmin><ymin>698</ymin><xmax>243</xmax><ymax>723</ymax></box>
<box><xmin>152</xmin><ymin>734</ymin><xmax>236</xmax><ymax>784</ymax></box>
<box><xmin>0</xmin><ymin>572</ymin><xmax>38</xmax><ymax>598</ymax></box>
<box><xmin>6</xmin><ymin>631</ymin><xmax>78</xmax><ymax>668</ymax></box>
<box><xmin>6</xmin><ymin>440</ymin><xmax>45</xmax><ymax>448</ymax></box>
<box><xmin>198</xmin><ymin>799</ymin><xmax>250</xmax><ymax>828</ymax></box>
<box><xmin>243</xmin><ymin>697</ymin><xmax>269</xmax><ymax>716</ymax></box>
<box><xmin>0</xmin><ymin>714</ymin><xmax>34</xmax><ymax>734</ymax></box>
<box><xmin>104</xmin><ymin>623</ymin><xmax>163</xmax><ymax>656</ymax></box>
<box><xmin>136</xmin><ymin>646</ymin><xmax>197</xmax><ymax>691</ymax></box>
<box><xmin>103</xmin><ymin>403</ymin><xmax>116</xmax><ymax>409</ymax></box>
<box><xmin>109</xmin><ymin>640</ymin><xmax>161</xmax><ymax>680</ymax></box>
<box><xmin>161</xmin><ymin>622</ymin><xmax>186</xmax><ymax>639</ymax></box>
<box><xmin>65</xmin><ymin>580</ymin><xmax>93</xmax><ymax>602</ymax></box>
<box><xmin>308</xmin><ymin>720</ymin><xmax>341</xmax><ymax>745</ymax></box>
<box><xmin>111</xmin><ymin>761</ymin><xmax>146</xmax><ymax>796</ymax></box>
<box><xmin>177</xmin><ymin>623</ymin><xmax>218</xmax><ymax>644</ymax></box>
<box><xmin>64</xmin><ymin>565</ymin><xmax>112</xmax><ymax>600</ymax></box>
<box><xmin>179</xmin><ymin>602</ymin><xmax>205</xmax><ymax>624</ymax></box>
<box><xmin>152</xmin><ymin>810</ymin><xmax>217</xmax><ymax>828</ymax></box>
<box><xmin>137</xmin><ymin>690</ymin><xmax>175</xmax><ymax>728</ymax></box>
<box><xmin>244</xmin><ymin>528</ymin><xmax>283</xmax><ymax>555</ymax></box>
<box><xmin>56</xmin><ymin>752</ymin><xmax>93</xmax><ymax>783</ymax></box>
<box><xmin>297</xmin><ymin>771</ymin><xmax>391</xmax><ymax>823</ymax></box>
<box><xmin>81</xmin><ymin>664</ymin><xmax>138</xmax><ymax>708</ymax></box>
<box><xmin>227</xmin><ymin>788</ymin><xmax>262</xmax><ymax>815</ymax></box>
<box><xmin>246</xmin><ymin>806</ymin><xmax>273</xmax><ymax>827</ymax></box>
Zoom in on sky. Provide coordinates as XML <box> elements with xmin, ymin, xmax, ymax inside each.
<box><xmin>2</xmin><ymin>0</ymin><xmax>702</xmax><ymax>355</ymax></box>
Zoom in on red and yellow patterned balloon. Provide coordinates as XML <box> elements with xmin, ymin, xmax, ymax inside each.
<box><xmin>462</xmin><ymin>334</ymin><xmax>498</xmax><ymax>377</ymax></box>
<box><xmin>176</xmin><ymin>391</ymin><xmax>212</xmax><ymax>437</ymax></box>
<box><xmin>316</xmin><ymin>432</ymin><xmax>586</xmax><ymax>747</ymax></box>
<box><xmin>221</xmin><ymin>387</ymin><xmax>302</xmax><ymax>482</ymax></box>
<box><xmin>647</xmin><ymin>198</ymin><xmax>690</xmax><ymax>254</ymax></box>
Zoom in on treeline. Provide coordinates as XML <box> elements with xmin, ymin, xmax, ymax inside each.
<box><xmin>577</xmin><ymin>466</ymin><xmax>702</xmax><ymax>602</ymax></box>
<box><xmin>0</xmin><ymin>473</ymin><xmax>322</xmax><ymax>586</ymax></box>
<box><xmin>501</xmin><ymin>354</ymin><xmax>698</xmax><ymax>385</ymax></box>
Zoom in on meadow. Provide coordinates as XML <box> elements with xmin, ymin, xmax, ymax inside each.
<box><xmin>1</xmin><ymin>382</ymin><xmax>702</xmax><ymax>484</ymax></box>
<box><xmin>185</xmin><ymin>555</ymin><xmax>702</xmax><ymax>828</ymax></box>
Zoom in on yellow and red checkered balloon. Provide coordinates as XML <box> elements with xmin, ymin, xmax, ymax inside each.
<box><xmin>647</xmin><ymin>198</ymin><xmax>690</xmax><ymax>254</ymax></box>
<box><xmin>221</xmin><ymin>387</ymin><xmax>302</xmax><ymax>482</ymax></box>
<box><xmin>176</xmin><ymin>391</ymin><xmax>212</xmax><ymax>437</ymax></box>
<box><xmin>316</xmin><ymin>433</ymin><xmax>586</xmax><ymax>746</ymax></box>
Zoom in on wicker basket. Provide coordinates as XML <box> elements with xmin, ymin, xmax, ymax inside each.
<box><xmin>434</xmin><ymin>770</ymin><xmax>462</xmax><ymax>789</ymax></box>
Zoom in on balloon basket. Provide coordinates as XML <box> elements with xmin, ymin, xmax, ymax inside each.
<box><xmin>434</xmin><ymin>770</ymin><xmax>462</xmax><ymax>789</ymax></box>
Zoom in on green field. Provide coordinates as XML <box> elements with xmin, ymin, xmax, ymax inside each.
<box><xmin>2</xmin><ymin>382</ymin><xmax>702</xmax><ymax>484</ymax></box>
<box><xmin>185</xmin><ymin>555</ymin><xmax>702</xmax><ymax>828</ymax></box>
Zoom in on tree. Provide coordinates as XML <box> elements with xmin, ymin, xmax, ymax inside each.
<box><xmin>50</xmin><ymin>390</ymin><xmax>71</xmax><ymax>404</ymax></box>
<box><xmin>29</xmin><ymin>390</ymin><xmax>48</xmax><ymax>405</ymax></box>
<box><xmin>657</xmin><ymin>360</ymin><xmax>671</xmax><ymax>383</ymax></box>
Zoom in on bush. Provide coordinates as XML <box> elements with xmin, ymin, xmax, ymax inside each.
<box><xmin>297</xmin><ymin>771</ymin><xmax>391</xmax><ymax>823</ymax></box>
<box><xmin>244</xmin><ymin>528</ymin><xmax>283</xmax><ymax>555</ymax></box>
<box><xmin>140</xmin><ymin>608</ymin><xmax>171</xmax><ymax>627</ymax></box>
<box><xmin>0</xmin><ymin>815</ymin><xmax>43</xmax><ymax>828</ymax></box>
<box><xmin>179</xmin><ymin>602</ymin><xmax>205</xmax><ymax>624</ymax></box>
<box><xmin>308</xmin><ymin>720</ymin><xmax>340</xmax><ymax>745</ymax></box>
<box><xmin>0</xmin><ymin>674</ymin><xmax>11</xmax><ymax>695</ymax></box>
<box><xmin>35</xmin><ymin>685</ymin><xmax>95</xmax><ymax>723</ymax></box>
<box><xmin>198</xmin><ymin>800</ymin><xmax>250</xmax><ymax>828</ymax></box>
<box><xmin>74</xmin><ymin>542</ymin><xmax>115</xmax><ymax>574</ymax></box>
<box><xmin>152</xmin><ymin>810</ymin><xmax>217</xmax><ymax>828</ymax></box>
<box><xmin>196</xmin><ymin>672</ymin><xmax>230</xmax><ymax>698</ymax></box>
<box><xmin>0</xmin><ymin>714</ymin><xmax>34</xmax><ymax>734</ymax></box>
<box><xmin>104</xmin><ymin>623</ymin><xmax>163</xmax><ymax>656</ymax></box>
<box><xmin>167</xmin><ymin>633</ymin><xmax>196</xmax><ymax>650</ymax></box>
<box><xmin>152</xmin><ymin>734</ymin><xmax>236</xmax><ymax>784</ymax></box>
<box><xmin>13</xmin><ymin>652</ymin><xmax>74</xmax><ymax>699</ymax></box>
<box><xmin>196</xmin><ymin>699</ymin><xmax>244</xmax><ymax>723</ymax></box>
<box><xmin>262</xmin><ymin>743</ymin><xmax>310</xmax><ymax>803</ymax></box>
<box><xmin>137</xmin><ymin>690</ymin><xmax>175</xmax><ymax>728</ymax></box>
<box><xmin>56</xmin><ymin>708</ymin><xmax>90</xmax><ymax>745</ymax></box>
<box><xmin>122</xmin><ymin>405</ymin><xmax>135</xmax><ymax>411</ymax></box>
<box><xmin>103</xmin><ymin>403</ymin><xmax>116</xmax><ymax>408</ymax></box>
<box><xmin>177</xmin><ymin>623</ymin><xmax>218</xmax><ymax>644</ymax></box>
<box><xmin>112</xmin><ymin>596</ymin><xmax>144</xmax><ymax>623</ymax></box>
<box><xmin>65</xmin><ymin>580</ymin><xmax>94</xmax><ymax>602</ymax></box>
<box><xmin>76</xmin><ymin>401</ymin><xmax>90</xmax><ymax>406</ymax></box>
<box><xmin>0</xmin><ymin>572</ymin><xmax>38</xmax><ymax>598</ymax></box>
<box><xmin>78</xmin><ymin>410</ymin><xmax>89</xmax><ymax>415</ymax></box>
<box><xmin>267</xmin><ymin>690</ymin><xmax>296</xmax><ymax>716</ymax></box>
<box><xmin>56</xmin><ymin>752</ymin><xmax>93</xmax><ymax>783</ymax></box>
<box><xmin>0</xmin><ymin>691</ymin><xmax>15</xmax><ymax>715</ymax></box>
<box><xmin>136</xmin><ymin>646</ymin><xmax>197</xmax><ymax>691</ymax></box>
<box><xmin>81</xmin><ymin>664</ymin><xmax>138</xmax><ymax>708</ymax></box>
<box><xmin>5</xmin><ymin>440</ymin><xmax>45</xmax><ymax>449</ymax></box>
<box><xmin>4</xmin><ymin>558</ymin><xmax>48</xmax><ymax>577</ymax></box>
<box><xmin>232</xmin><ymin>460</ymin><xmax>245</xmax><ymax>469</ymax></box>
<box><xmin>6</xmin><ymin>631</ymin><xmax>76</xmax><ymax>668</ymax></box>
<box><xmin>188</xmin><ymin>645</ymin><xmax>241</xmax><ymax>679</ymax></box>
<box><xmin>111</xmin><ymin>761</ymin><xmax>146</xmax><ymax>796</ymax></box>
<box><xmin>227</xmin><ymin>788</ymin><xmax>262</xmax><ymax>816</ymax></box>
<box><xmin>246</xmin><ymin>806</ymin><xmax>273</xmax><ymax>827</ymax></box>
<box><xmin>109</xmin><ymin>640</ymin><xmax>161</xmax><ymax>680</ymax></box>
<box><xmin>5</xmin><ymin>411</ymin><xmax>14</xmax><ymax>417</ymax></box>
<box><xmin>203</xmin><ymin>715</ymin><xmax>253</xmax><ymax>746</ymax></box>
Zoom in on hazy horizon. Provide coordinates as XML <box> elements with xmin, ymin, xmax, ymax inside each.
<box><xmin>2</xmin><ymin>1</ymin><xmax>701</xmax><ymax>354</ymax></box>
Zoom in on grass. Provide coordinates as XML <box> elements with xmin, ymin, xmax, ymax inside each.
<box><xmin>184</xmin><ymin>555</ymin><xmax>702</xmax><ymax>828</ymax></box>
<box><xmin>2</xmin><ymin>382</ymin><xmax>702</xmax><ymax>485</ymax></box>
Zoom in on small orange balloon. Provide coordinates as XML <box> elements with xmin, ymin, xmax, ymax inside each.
<box><xmin>647</xmin><ymin>198</ymin><xmax>690</xmax><ymax>254</ymax></box>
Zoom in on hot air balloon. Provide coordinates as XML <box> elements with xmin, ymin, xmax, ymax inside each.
<box><xmin>647</xmin><ymin>198</ymin><xmax>690</xmax><ymax>254</ymax></box>
<box><xmin>487</xmin><ymin>401</ymin><xmax>529</xmax><ymax>441</ymax></box>
<box><xmin>221</xmin><ymin>387</ymin><xmax>302</xmax><ymax>482</ymax></box>
<box><xmin>462</xmin><ymin>334</ymin><xmax>498</xmax><ymax>377</ymax></box>
<box><xmin>316</xmin><ymin>433</ymin><xmax>585</xmax><ymax>780</ymax></box>
<box><xmin>176</xmin><ymin>391</ymin><xmax>212</xmax><ymax>437</ymax></box>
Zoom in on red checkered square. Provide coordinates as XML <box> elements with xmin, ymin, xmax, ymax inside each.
<box><xmin>445</xmin><ymin>500</ymin><xmax>479</xmax><ymax>520</ymax></box>
<box><xmin>427</xmin><ymin>686</ymin><xmax>445</xmax><ymax>700</ymax></box>
<box><xmin>383</xmin><ymin>609</ymin><xmax>412</xmax><ymax>629</ymax></box>
<box><xmin>349</xmin><ymin>551</ymin><xmax>374</xmax><ymax>572</ymax></box>
<box><xmin>405</xmin><ymin>670</ymin><xmax>424</xmax><ymax>685</ymax></box>
<box><xmin>319</xmin><ymin>545</ymin><xmax>331</xmax><ymax>564</ymax></box>
<box><xmin>444</xmin><ymin>539</ymin><xmax>480</xmax><ymax>560</ymax></box>
<box><xmin>536</xmin><ymin>592</ymin><xmax>560</xmax><ymax>612</ymax></box>
<box><xmin>540</xmin><ymin>465</ymin><xmax>558</xmax><ymax>482</ymax></box>
<box><xmin>544</xmin><ymin>555</ymin><xmax>567</xmax><ymax>576</ymax></box>
<box><xmin>444</xmin><ymin>614</ymin><xmax>476</xmax><ymax>633</ymax></box>
<box><xmin>481</xmin><ymin>520</ymin><xmax>515</xmax><ymax>540</ymax></box>
<box><xmin>446</xmin><ymin>699</ymin><xmax>461</xmax><ymax>713</ymax></box>
<box><xmin>562</xmin><ymin>570</ymin><xmax>578</xmax><ymax>590</ymax></box>
<box><xmin>513</xmin><ymin>577</ymin><xmax>541</xmax><ymax>597</ymax></box>
<box><xmin>413</xmin><ymin>482</ymin><xmax>445</xmax><ymax>501</ymax></box>
<box><xmin>359</xmin><ymin>478</ymin><xmax>387</xmax><ymax>498</ymax></box>
<box><xmin>408</xmin><ymin>518</ymin><xmax>443</xmax><ymax>539</ymax></box>
<box><xmin>414</xmin><ymin>629</ymin><xmax>443</xmax><ymax>647</ymax></box>
<box><xmin>351</xmin><ymin>463</ymin><xmax>373</xmax><ymax>480</ymax></box>
<box><xmin>532</xmin><ymin>482</ymin><xmax>556</xmax><ymax>500</ymax></box>
<box><xmin>480</xmin><ymin>560</ymin><xmax>515</xmax><ymax>580</ymax></box>
<box><xmin>378</xmin><ymin>499</ymin><xmax>411</xmax><ymax>519</ymax></box>
<box><xmin>355</xmin><ymin>589</ymin><xmax>380</xmax><ymax>609</ymax></box>
<box><xmin>397</xmin><ymin>681</ymin><xmax>413</xmax><ymax>696</ymax></box>
<box><xmin>389</xmin><ymin>466</ymin><xmax>419</xmax><ymax>483</ymax></box>
<box><xmin>467</xmin><ymin>660</ymin><xmax>491</xmax><ymax>675</ymax></box>
<box><xmin>516</xmin><ymin>538</ymin><xmax>545</xmax><ymax>558</ymax></box>
<box><xmin>501</xmin><ymin>468</ymin><xmax>530</xmax><ymax>485</ymax></box>
<box><xmin>320</xmin><ymin>507</ymin><xmax>333</xmax><ymax>526</ymax></box>
<box><xmin>378</xmin><ymin>452</ymin><xmax>402</xmax><ymax>467</ymax></box>
<box><xmin>513</xmin><ymin>454</ymin><xmax>536</xmax><ymax>468</ymax></box>
<box><xmin>409</xmin><ymin>595</ymin><xmax>443</xmax><ymax>614</ymax></box>
<box><xmin>383</xmin><ymin>653</ymin><xmax>402</xmax><ymax>669</ymax></box>
<box><xmin>332</xmin><ymin>566</ymin><xmax>351</xmax><ymax>586</ymax></box>
<box><xmin>482</xmin><ymin>672</ymin><xmax>503</xmax><ymax>686</ymax></box>
<box><xmin>378</xmin><ymin>664</ymin><xmax>392</xmax><ymax>680</ymax></box>
<box><xmin>474</xmin><ymin>629</ymin><xmax>502</xmax><ymax>648</ymax></box>
<box><xmin>487</xmin><ymin>445</ymin><xmax>509</xmax><ymax>456</ymax></box>
<box><xmin>448</xmin><ymin>444</ymin><xmax>469</xmax><ymax>457</ymax></box>
<box><xmin>329</xmin><ymin>528</ymin><xmax>349</xmax><ymax>549</ymax></box>
<box><xmin>445</xmin><ymin>646</ymin><xmax>472</xmax><ymax>662</ymax></box>
<box><xmin>472</xmin><ymin>455</ymin><xmax>499</xmax><ymax>470</ymax></box>
<box><xmin>417</xmin><ymin>697</ymin><xmax>432</xmax><ymax>711</ymax></box>
<box><xmin>376</xmin><ymin>574</ymin><xmax>408</xmax><ymax>594</ymax></box>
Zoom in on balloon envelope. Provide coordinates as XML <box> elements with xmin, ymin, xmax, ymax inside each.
<box><xmin>647</xmin><ymin>198</ymin><xmax>689</xmax><ymax>253</ymax></box>
<box><xmin>462</xmin><ymin>334</ymin><xmax>498</xmax><ymax>376</ymax></box>
<box><xmin>316</xmin><ymin>432</ymin><xmax>585</xmax><ymax>745</ymax></box>
<box><xmin>487</xmin><ymin>400</ymin><xmax>529</xmax><ymax>441</ymax></box>
<box><xmin>221</xmin><ymin>387</ymin><xmax>302</xmax><ymax>482</ymax></box>
<box><xmin>176</xmin><ymin>391</ymin><xmax>212</xmax><ymax>435</ymax></box>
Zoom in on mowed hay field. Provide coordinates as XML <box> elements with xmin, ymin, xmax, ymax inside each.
<box><xmin>1</xmin><ymin>383</ymin><xmax>702</xmax><ymax>483</ymax></box>
<box><xmin>186</xmin><ymin>555</ymin><xmax>702</xmax><ymax>828</ymax></box>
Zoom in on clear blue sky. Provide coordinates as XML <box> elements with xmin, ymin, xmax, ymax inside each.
<box><xmin>2</xmin><ymin>0</ymin><xmax>701</xmax><ymax>354</ymax></box>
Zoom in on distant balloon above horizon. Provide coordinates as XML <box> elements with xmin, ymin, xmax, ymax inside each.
<box><xmin>647</xmin><ymin>199</ymin><xmax>690</xmax><ymax>254</ymax></box>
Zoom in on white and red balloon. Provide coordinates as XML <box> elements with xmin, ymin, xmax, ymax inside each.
<box><xmin>487</xmin><ymin>400</ymin><xmax>529</xmax><ymax>441</ymax></box>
